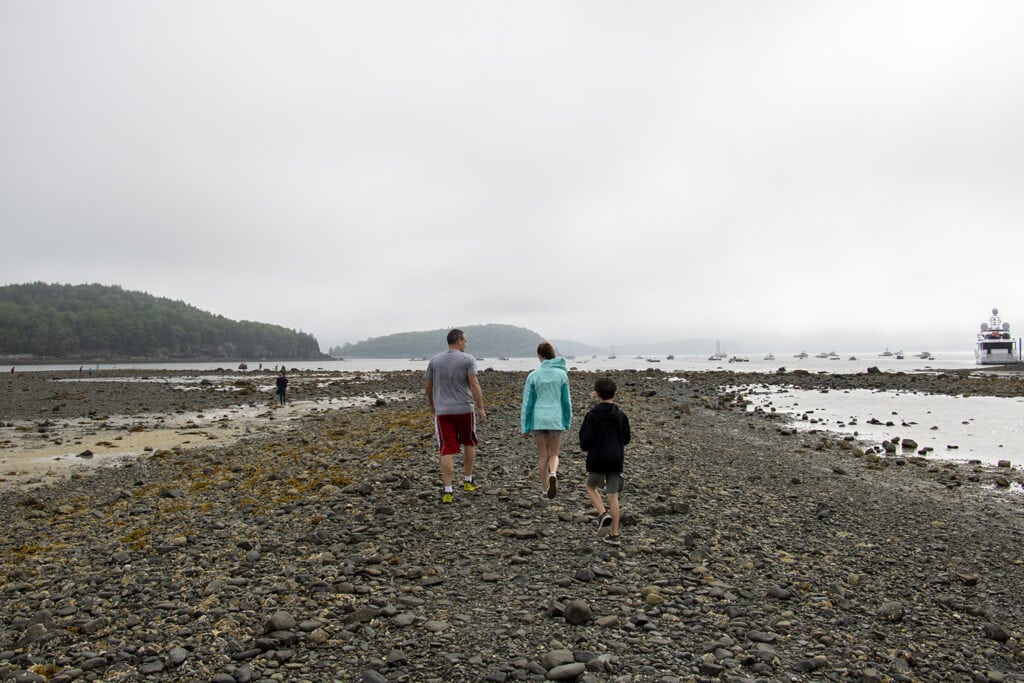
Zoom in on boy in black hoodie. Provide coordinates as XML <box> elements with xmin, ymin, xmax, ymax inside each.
<box><xmin>579</xmin><ymin>377</ymin><xmax>631</xmax><ymax>546</ymax></box>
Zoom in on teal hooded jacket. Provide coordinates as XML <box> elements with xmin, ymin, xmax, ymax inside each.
<box><xmin>521</xmin><ymin>357</ymin><xmax>572</xmax><ymax>433</ymax></box>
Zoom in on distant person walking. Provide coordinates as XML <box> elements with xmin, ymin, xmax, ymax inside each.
<box><xmin>425</xmin><ymin>328</ymin><xmax>486</xmax><ymax>503</ymax></box>
<box><xmin>580</xmin><ymin>377</ymin><xmax>631</xmax><ymax>546</ymax></box>
<box><xmin>275</xmin><ymin>370</ymin><xmax>288</xmax><ymax>405</ymax></box>
<box><xmin>521</xmin><ymin>341</ymin><xmax>572</xmax><ymax>499</ymax></box>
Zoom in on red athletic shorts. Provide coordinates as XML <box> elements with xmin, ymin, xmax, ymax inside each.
<box><xmin>434</xmin><ymin>413</ymin><xmax>478</xmax><ymax>456</ymax></box>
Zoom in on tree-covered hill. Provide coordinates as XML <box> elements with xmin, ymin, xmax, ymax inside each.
<box><xmin>0</xmin><ymin>282</ymin><xmax>325</xmax><ymax>361</ymax></box>
<box><xmin>334</xmin><ymin>324</ymin><xmax>552</xmax><ymax>359</ymax></box>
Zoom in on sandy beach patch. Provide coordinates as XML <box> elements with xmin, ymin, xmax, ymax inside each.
<box><xmin>0</xmin><ymin>396</ymin><xmax>389</xmax><ymax>488</ymax></box>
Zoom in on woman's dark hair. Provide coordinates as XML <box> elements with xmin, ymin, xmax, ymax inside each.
<box><xmin>537</xmin><ymin>341</ymin><xmax>556</xmax><ymax>360</ymax></box>
<box><xmin>594</xmin><ymin>377</ymin><xmax>616</xmax><ymax>400</ymax></box>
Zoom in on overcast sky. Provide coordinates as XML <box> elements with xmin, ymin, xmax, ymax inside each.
<box><xmin>2</xmin><ymin>2</ymin><xmax>1022</xmax><ymax>353</ymax></box>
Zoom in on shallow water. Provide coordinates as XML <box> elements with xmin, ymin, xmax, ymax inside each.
<box><xmin>8</xmin><ymin>350</ymin><xmax>987</xmax><ymax>374</ymax></box>
<box><xmin>739</xmin><ymin>385</ymin><xmax>1024</xmax><ymax>467</ymax></box>
<box><xmin>12</xmin><ymin>353</ymin><xmax>1022</xmax><ymax>472</ymax></box>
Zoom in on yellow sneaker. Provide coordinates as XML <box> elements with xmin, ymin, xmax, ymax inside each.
<box><xmin>463</xmin><ymin>480</ymin><xmax>479</xmax><ymax>492</ymax></box>
<box><xmin>442</xmin><ymin>492</ymin><xmax>453</xmax><ymax>504</ymax></box>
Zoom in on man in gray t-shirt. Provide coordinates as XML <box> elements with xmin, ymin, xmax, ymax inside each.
<box><xmin>425</xmin><ymin>328</ymin><xmax>486</xmax><ymax>503</ymax></box>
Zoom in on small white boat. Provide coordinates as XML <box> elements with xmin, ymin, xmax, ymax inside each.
<box><xmin>728</xmin><ymin>355</ymin><xmax>749</xmax><ymax>363</ymax></box>
<box><xmin>879</xmin><ymin>347</ymin><xmax>894</xmax><ymax>357</ymax></box>
<box><xmin>794</xmin><ymin>350</ymin><xmax>808</xmax><ymax>359</ymax></box>
<box><xmin>976</xmin><ymin>308</ymin><xmax>1018</xmax><ymax>364</ymax></box>
<box><xmin>916</xmin><ymin>351</ymin><xmax>933</xmax><ymax>360</ymax></box>
<box><xmin>763</xmin><ymin>353</ymin><xmax>775</xmax><ymax>361</ymax></box>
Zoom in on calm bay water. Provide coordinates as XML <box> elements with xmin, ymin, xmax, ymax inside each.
<box><xmin>13</xmin><ymin>350</ymin><xmax>982</xmax><ymax>374</ymax></box>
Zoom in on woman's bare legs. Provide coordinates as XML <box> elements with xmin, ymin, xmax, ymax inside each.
<box><xmin>533</xmin><ymin>432</ymin><xmax>562</xmax><ymax>495</ymax></box>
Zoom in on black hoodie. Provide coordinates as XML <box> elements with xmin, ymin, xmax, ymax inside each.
<box><xmin>579</xmin><ymin>402</ymin><xmax>631</xmax><ymax>474</ymax></box>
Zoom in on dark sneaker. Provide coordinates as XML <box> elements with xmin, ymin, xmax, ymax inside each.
<box><xmin>441</xmin><ymin>491</ymin><xmax>454</xmax><ymax>504</ymax></box>
<box><xmin>463</xmin><ymin>480</ymin><xmax>479</xmax><ymax>492</ymax></box>
<box><xmin>604</xmin><ymin>534</ymin><xmax>620</xmax><ymax>546</ymax></box>
<box><xmin>546</xmin><ymin>473</ymin><xmax>557</xmax><ymax>499</ymax></box>
<box><xmin>597</xmin><ymin>512</ymin><xmax>612</xmax><ymax>535</ymax></box>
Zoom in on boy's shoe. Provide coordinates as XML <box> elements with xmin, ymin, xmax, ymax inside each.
<box><xmin>546</xmin><ymin>473</ymin><xmax>557</xmax><ymax>499</ymax></box>
<box><xmin>463</xmin><ymin>480</ymin><xmax>479</xmax><ymax>492</ymax></box>
<box><xmin>597</xmin><ymin>512</ymin><xmax>612</xmax><ymax>535</ymax></box>
<box><xmin>540</xmin><ymin>491</ymin><xmax>549</xmax><ymax>500</ymax></box>
<box><xmin>441</xmin><ymin>491</ymin><xmax>454</xmax><ymax>504</ymax></box>
<box><xmin>604</xmin><ymin>534</ymin><xmax>621</xmax><ymax>546</ymax></box>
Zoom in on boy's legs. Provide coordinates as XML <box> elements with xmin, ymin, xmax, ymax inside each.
<box><xmin>585</xmin><ymin>484</ymin><xmax>605</xmax><ymax>515</ymax></box>
<box><xmin>607</xmin><ymin>493</ymin><xmax>620</xmax><ymax>535</ymax></box>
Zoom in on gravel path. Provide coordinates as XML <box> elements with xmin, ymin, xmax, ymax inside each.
<box><xmin>1</xmin><ymin>369</ymin><xmax>1022</xmax><ymax>682</ymax></box>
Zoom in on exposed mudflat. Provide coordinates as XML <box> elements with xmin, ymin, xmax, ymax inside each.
<box><xmin>1</xmin><ymin>368</ymin><xmax>1022</xmax><ymax>682</ymax></box>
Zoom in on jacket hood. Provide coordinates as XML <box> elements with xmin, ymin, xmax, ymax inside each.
<box><xmin>589</xmin><ymin>402</ymin><xmax>620</xmax><ymax>422</ymax></box>
<box><xmin>540</xmin><ymin>357</ymin><xmax>568</xmax><ymax>372</ymax></box>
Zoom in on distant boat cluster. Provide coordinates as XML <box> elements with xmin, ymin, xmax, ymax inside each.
<box><xmin>590</xmin><ymin>311</ymin><xmax>1020</xmax><ymax>367</ymax></box>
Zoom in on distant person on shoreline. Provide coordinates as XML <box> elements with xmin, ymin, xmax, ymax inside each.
<box><xmin>275</xmin><ymin>370</ymin><xmax>288</xmax><ymax>405</ymax></box>
<box><xmin>425</xmin><ymin>328</ymin><xmax>486</xmax><ymax>503</ymax></box>
<box><xmin>580</xmin><ymin>376</ymin><xmax>631</xmax><ymax>546</ymax></box>
<box><xmin>521</xmin><ymin>341</ymin><xmax>572</xmax><ymax>500</ymax></box>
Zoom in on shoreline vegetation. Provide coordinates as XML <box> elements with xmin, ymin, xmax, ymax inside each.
<box><xmin>0</xmin><ymin>283</ymin><xmax>324</xmax><ymax>363</ymax></box>
<box><xmin>1</xmin><ymin>368</ymin><xmax>1023</xmax><ymax>681</ymax></box>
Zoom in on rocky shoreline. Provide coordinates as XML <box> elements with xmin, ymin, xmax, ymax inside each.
<box><xmin>1</xmin><ymin>368</ymin><xmax>1023</xmax><ymax>682</ymax></box>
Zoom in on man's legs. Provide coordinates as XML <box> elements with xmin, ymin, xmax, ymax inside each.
<box><xmin>463</xmin><ymin>445</ymin><xmax>475</xmax><ymax>479</ymax></box>
<box><xmin>438</xmin><ymin>413</ymin><xmax>477</xmax><ymax>494</ymax></box>
<box><xmin>440</xmin><ymin>452</ymin><xmax>454</xmax><ymax>488</ymax></box>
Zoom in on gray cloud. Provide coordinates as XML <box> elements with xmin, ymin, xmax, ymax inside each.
<box><xmin>3</xmin><ymin>1</ymin><xmax>1022</xmax><ymax>352</ymax></box>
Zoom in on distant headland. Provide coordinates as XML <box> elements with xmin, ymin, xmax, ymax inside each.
<box><xmin>0</xmin><ymin>282</ymin><xmax>325</xmax><ymax>364</ymax></box>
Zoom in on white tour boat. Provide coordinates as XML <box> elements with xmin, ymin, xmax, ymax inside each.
<box><xmin>975</xmin><ymin>308</ymin><xmax>1019</xmax><ymax>365</ymax></box>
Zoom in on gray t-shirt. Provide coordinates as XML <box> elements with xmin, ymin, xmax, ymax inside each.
<box><xmin>425</xmin><ymin>349</ymin><xmax>477</xmax><ymax>415</ymax></box>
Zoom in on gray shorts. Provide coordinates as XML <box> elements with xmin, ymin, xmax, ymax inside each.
<box><xmin>587</xmin><ymin>472</ymin><xmax>623</xmax><ymax>494</ymax></box>
<box><xmin>532</xmin><ymin>429</ymin><xmax>563</xmax><ymax>437</ymax></box>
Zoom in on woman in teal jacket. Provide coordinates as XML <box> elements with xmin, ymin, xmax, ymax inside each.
<box><xmin>521</xmin><ymin>341</ymin><xmax>572</xmax><ymax>499</ymax></box>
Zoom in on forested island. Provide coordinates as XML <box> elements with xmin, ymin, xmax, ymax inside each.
<box><xmin>331</xmin><ymin>324</ymin><xmax>544</xmax><ymax>359</ymax></box>
<box><xmin>0</xmin><ymin>282</ymin><xmax>324</xmax><ymax>362</ymax></box>
<box><xmin>330</xmin><ymin>324</ymin><xmax>604</xmax><ymax>359</ymax></box>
